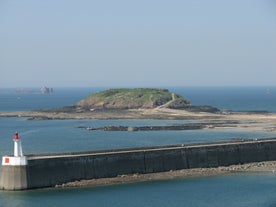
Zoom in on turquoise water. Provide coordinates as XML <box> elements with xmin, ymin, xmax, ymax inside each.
<box><xmin>175</xmin><ymin>86</ymin><xmax>276</xmax><ymax>112</ymax></box>
<box><xmin>1</xmin><ymin>173</ymin><xmax>276</xmax><ymax>207</ymax></box>
<box><xmin>1</xmin><ymin>118</ymin><xmax>276</xmax><ymax>156</ymax></box>
<box><xmin>0</xmin><ymin>87</ymin><xmax>276</xmax><ymax>206</ymax></box>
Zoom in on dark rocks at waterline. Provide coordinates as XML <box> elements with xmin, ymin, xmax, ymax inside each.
<box><xmin>183</xmin><ymin>105</ymin><xmax>220</xmax><ymax>113</ymax></box>
<box><xmin>27</xmin><ymin>116</ymin><xmax>55</xmax><ymax>120</ymax></box>
<box><xmin>75</xmin><ymin>122</ymin><xmax>238</xmax><ymax>132</ymax></box>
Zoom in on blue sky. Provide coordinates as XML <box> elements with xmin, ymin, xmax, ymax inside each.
<box><xmin>0</xmin><ymin>0</ymin><xmax>275</xmax><ymax>87</ymax></box>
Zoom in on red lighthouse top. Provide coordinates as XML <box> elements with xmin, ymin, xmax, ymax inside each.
<box><xmin>13</xmin><ymin>132</ymin><xmax>19</xmax><ymax>140</ymax></box>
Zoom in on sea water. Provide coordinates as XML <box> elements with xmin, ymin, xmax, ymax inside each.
<box><xmin>0</xmin><ymin>87</ymin><xmax>276</xmax><ymax>207</ymax></box>
<box><xmin>1</xmin><ymin>173</ymin><xmax>276</xmax><ymax>207</ymax></box>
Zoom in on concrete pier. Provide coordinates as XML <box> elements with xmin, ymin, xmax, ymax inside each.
<box><xmin>0</xmin><ymin>165</ymin><xmax>28</xmax><ymax>190</ymax></box>
<box><xmin>1</xmin><ymin>138</ymin><xmax>276</xmax><ymax>190</ymax></box>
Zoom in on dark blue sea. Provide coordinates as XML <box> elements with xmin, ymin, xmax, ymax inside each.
<box><xmin>0</xmin><ymin>86</ymin><xmax>276</xmax><ymax>207</ymax></box>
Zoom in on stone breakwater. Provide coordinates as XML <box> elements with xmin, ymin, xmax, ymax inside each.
<box><xmin>57</xmin><ymin>160</ymin><xmax>276</xmax><ymax>188</ymax></box>
<box><xmin>1</xmin><ymin>138</ymin><xmax>276</xmax><ymax>190</ymax></box>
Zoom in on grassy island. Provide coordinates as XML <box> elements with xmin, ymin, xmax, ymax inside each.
<box><xmin>77</xmin><ymin>88</ymin><xmax>190</xmax><ymax>110</ymax></box>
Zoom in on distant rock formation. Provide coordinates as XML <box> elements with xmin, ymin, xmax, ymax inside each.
<box><xmin>40</xmin><ymin>86</ymin><xmax>54</xmax><ymax>94</ymax></box>
<box><xmin>15</xmin><ymin>89</ymin><xmax>35</xmax><ymax>94</ymax></box>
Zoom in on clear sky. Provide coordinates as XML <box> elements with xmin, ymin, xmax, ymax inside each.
<box><xmin>0</xmin><ymin>0</ymin><xmax>275</xmax><ymax>87</ymax></box>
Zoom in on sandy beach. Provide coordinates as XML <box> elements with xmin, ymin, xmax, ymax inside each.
<box><xmin>1</xmin><ymin>108</ymin><xmax>276</xmax><ymax>133</ymax></box>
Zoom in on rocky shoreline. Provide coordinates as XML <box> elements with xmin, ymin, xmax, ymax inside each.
<box><xmin>55</xmin><ymin>160</ymin><xmax>276</xmax><ymax>189</ymax></box>
<box><xmin>1</xmin><ymin>108</ymin><xmax>276</xmax><ymax>133</ymax></box>
<box><xmin>75</xmin><ymin>121</ymin><xmax>239</xmax><ymax>131</ymax></box>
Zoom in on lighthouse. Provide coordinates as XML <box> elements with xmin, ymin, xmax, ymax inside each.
<box><xmin>0</xmin><ymin>132</ymin><xmax>28</xmax><ymax>190</ymax></box>
<box><xmin>13</xmin><ymin>132</ymin><xmax>23</xmax><ymax>157</ymax></box>
<box><xmin>2</xmin><ymin>132</ymin><xmax>27</xmax><ymax>166</ymax></box>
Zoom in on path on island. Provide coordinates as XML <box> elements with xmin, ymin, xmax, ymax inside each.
<box><xmin>156</xmin><ymin>93</ymin><xmax>176</xmax><ymax>109</ymax></box>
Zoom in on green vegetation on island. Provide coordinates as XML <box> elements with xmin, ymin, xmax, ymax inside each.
<box><xmin>77</xmin><ymin>88</ymin><xmax>191</xmax><ymax>110</ymax></box>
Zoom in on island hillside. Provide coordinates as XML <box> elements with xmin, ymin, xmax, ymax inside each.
<box><xmin>77</xmin><ymin>88</ymin><xmax>219</xmax><ymax>113</ymax></box>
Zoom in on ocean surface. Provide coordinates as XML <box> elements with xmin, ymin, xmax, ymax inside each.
<box><xmin>0</xmin><ymin>86</ymin><xmax>276</xmax><ymax>207</ymax></box>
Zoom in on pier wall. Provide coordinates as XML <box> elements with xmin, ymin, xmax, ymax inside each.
<box><xmin>0</xmin><ymin>166</ymin><xmax>28</xmax><ymax>190</ymax></box>
<box><xmin>2</xmin><ymin>139</ymin><xmax>276</xmax><ymax>190</ymax></box>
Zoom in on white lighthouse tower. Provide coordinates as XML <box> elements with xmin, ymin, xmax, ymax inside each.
<box><xmin>2</xmin><ymin>132</ymin><xmax>27</xmax><ymax>166</ymax></box>
<box><xmin>13</xmin><ymin>132</ymin><xmax>23</xmax><ymax>157</ymax></box>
